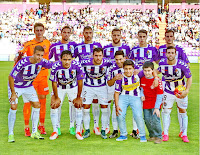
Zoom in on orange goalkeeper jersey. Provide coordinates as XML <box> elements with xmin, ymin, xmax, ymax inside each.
<box><xmin>20</xmin><ymin>38</ymin><xmax>51</xmax><ymax>78</ymax></box>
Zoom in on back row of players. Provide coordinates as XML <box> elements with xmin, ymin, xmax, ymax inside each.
<box><xmin>7</xmin><ymin>23</ymin><xmax>192</xmax><ymax>143</ymax></box>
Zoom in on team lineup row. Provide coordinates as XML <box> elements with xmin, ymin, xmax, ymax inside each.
<box><xmin>7</xmin><ymin>23</ymin><xmax>192</xmax><ymax>143</ymax></box>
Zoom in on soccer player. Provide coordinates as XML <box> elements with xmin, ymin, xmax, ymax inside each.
<box><xmin>74</xmin><ymin>26</ymin><xmax>102</xmax><ymax>135</ymax></box>
<box><xmin>114</xmin><ymin>60</ymin><xmax>147</xmax><ymax>142</ymax></box>
<box><xmin>81</xmin><ymin>48</ymin><xmax>112</xmax><ymax>139</ymax></box>
<box><xmin>128</xmin><ymin>29</ymin><xmax>159</xmax><ymax>136</ymax></box>
<box><xmin>16</xmin><ymin>23</ymin><xmax>51</xmax><ymax>136</ymax></box>
<box><xmin>157</xmin><ymin>46</ymin><xmax>192</xmax><ymax>142</ymax></box>
<box><xmin>8</xmin><ymin>46</ymin><xmax>52</xmax><ymax>142</ymax></box>
<box><xmin>49</xmin><ymin>26</ymin><xmax>77</xmax><ymax>135</ymax></box>
<box><xmin>158</xmin><ymin>29</ymin><xmax>190</xmax><ymax>137</ymax></box>
<box><xmin>49</xmin><ymin>50</ymin><xmax>85</xmax><ymax>140</ymax></box>
<box><xmin>140</xmin><ymin>61</ymin><xmax>163</xmax><ymax>144</ymax></box>
<box><xmin>103</xmin><ymin>28</ymin><xmax>130</xmax><ymax>134</ymax></box>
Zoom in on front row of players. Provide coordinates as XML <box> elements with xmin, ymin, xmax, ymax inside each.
<box><xmin>8</xmin><ymin>45</ymin><xmax>192</xmax><ymax>143</ymax></box>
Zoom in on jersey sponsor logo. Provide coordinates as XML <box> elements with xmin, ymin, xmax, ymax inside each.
<box><xmin>141</xmin><ymin>84</ymin><xmax>146</xmax><ymax>86</ymax></box>
<box><xmin>44</xmin><ymin>87</ymin><xmax>49</xmax><ymax>91</ymax></box>
<box><xmin>122</xmin><ymin>82</ymin><xmax>139</xmax><ymax>91</ymax></box>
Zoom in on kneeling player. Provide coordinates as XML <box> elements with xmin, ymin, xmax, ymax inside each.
<box><xmin>49</xmin><ymin>50</ymin><xmax>85</xmax><ymax>140</ymax></box>
<box><xmin>8</xmin><ymin>46</ymin><xmax>52</xmax><ymax>142</ymax></box>
<box><xmin>115</xmin><ymin>60</ymin><xmax>147</xmax><ymax>142</ymax></box>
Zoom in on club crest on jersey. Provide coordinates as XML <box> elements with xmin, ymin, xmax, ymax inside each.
<box><xmin>175</xmin><ymin>69</ymin><xmax>179</xmax><ymax>74</ymax></box>
<box><xmin>163</xmin><ymin>102</ymin><xmax>167</xmax><ymax>107</ymax></box>
<box><xmin>43</xmin><ymin>45</ymin><xmax>46</xmax><ymax>49</ymax></box>
<box><xmin>71</xmin><ymin>70</ymin><xmax>76</xmax><ymax>75</ymax></box>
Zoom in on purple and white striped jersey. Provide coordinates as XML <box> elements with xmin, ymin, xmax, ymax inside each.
<box><xmin>49</xmin><ymin>41</ymin><xmax>77</xmax><ymax>61</ymax></box>
<box><xmin>10</xmin><ymin>57</ymin><xmax>52</xmax><ymax>88</ymax></box>
<box><xmin>158</xmin><ymin>44</ymin><xmax>189</xmax><ymax>63</ymax></box>
<box><xmin>157</xmin><ymin>58</ymin><xmax>192</xmax><ymax>95</ymax></box>
<box><xmin>107</xmin><ymin>63</ymin><xmax>124</xmax><ymax>81</ymax></box>
<box><xmin>49</xmin><ymin>60</ymin><xmax>85</xmax><ymax>89</ymax></box>
<box><xmin>103</xmin><ymin>43</ymin><xmax>130</xmax><ymax>61</ymax></box>
<box><xmin>115</xmin><ymin>74</ymin><xmax>141</xmax><ymax>97</ymax></box>
<box><xmin>129</xmin><ymin>45</ymin><xmax>159</xmax><ymax>70</ymax></box>
<box><xmin>74</xmin><ymin>41</ymin><xmax>102</xmax><ymax>61</ymax></box>
<box><xmin>81</xmin><ymin>58</ymin><xmax>112</xmax><ymax>87</ymax></box>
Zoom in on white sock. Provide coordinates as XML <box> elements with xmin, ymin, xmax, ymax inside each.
<box><xmin>180</xmin><ymin>112</ymin><xmax>188</xmax><ymax>136</ymax></box>
<box><xmin>162</xmin><ymin>109</ymin><xmax>171</xmax><ymax>135</ymax></box>
<box><xmin>177</xmin><ymin>108</ymin><xmax>182</xmax><ymax>132</ymax></box>
<box><xmin>75</xmin><ymin>108</ymin><xmax>82</xmax><ymax>133</ymax></box>
<box><xmin>112</xmin><ymin>104</ymin><xmax>118</xmax><ymax>130</ymax></box>
<box><xmin>101</xmin><ymin>108</ymin><xmax>108</xmax><ymax>130</ymax></box>
<box><xmin>132</xmin><ymin>117</ymin><xmax>138</xmax><ymax>131</ymax></box>
<box><xmin>8</xmin><ymin>109</ymin><xmax>17</xmax><ymax>135</ymax></box>
<box><xmin>69</xmin><ymin>101</ymin><xmax>75</xmax><ymax>128</ymax></box>
<box><xmin>31</xmin><ymin>107</ymin><xmax>40</xmax><ymax>133</ymax></box>
<box><xmin>83</xmin><ymin>109</ymin><xmax>90</xmax><ymax>130</ymax></box>
<box><xmin>106</xmin><ymin>102</ymin><xmax>111</xmax><ymax>129</ymax></box>
<box><xmin>57</xmin><ymin>105</ymin><xmax>62</xmax><ymax>128</ymax></box>
<box><xmin>51</xmin><ymin>108</ymin><xmax>58</xmax><ymax>133</ymax></box>
<box><xmin>92</xmin><ymin>103</ymin><xmax>99</xmax><ymax>128</ymax></box>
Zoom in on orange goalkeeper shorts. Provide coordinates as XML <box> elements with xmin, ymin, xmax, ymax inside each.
<box><xmin>33</xmin><ymin>76</ymin><xmax>49</xmax><ymax>95</ymax></box>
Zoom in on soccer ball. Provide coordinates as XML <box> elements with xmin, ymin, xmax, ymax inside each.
<box><xmin>174</xmin><ymin>85</ymin><xmax>186</xmax><ymax>98</ymax></box>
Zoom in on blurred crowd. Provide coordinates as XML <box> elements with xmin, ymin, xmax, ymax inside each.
<box><xmin>0</xmin><ymin>7</ymin><xmax>199</xmax><ymax>52</ymax></box>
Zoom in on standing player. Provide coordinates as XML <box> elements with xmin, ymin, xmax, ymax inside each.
<box><xmin>128</xmin><ymin>29</ymin><xmax>159</xmax><ymax>136</ymax></box>
<box><xmin>49</xmin><ymin>26</ymin><xmax>77</xmax><ymax>136</ymax></box>
<box><xmin>157</xmin><ymin>46</ymin><xmax>192</xmax><ymax>142</ymax></box>
<box><xmin>16</xmin><ymin>23</ymin><xmax>51</xmax><ymax>136</ymax></box>
<box><xmin>49</xmin><ymin>50</ymin><xmax>85</xmax><ymax>140</ymax></box>
<box><xmin>158</xmin><ymin>29</ymin><xmax>190</xmax><ymax>136</ymax></box>
<box><xmin>81</xmin><ymin>48</ymin><xmax>112</xmax><ymax>139</ymax></box>
<box><xmin>103</xmin><ymin>28</ymin><xmax>130</xmax><ymax>134</ymax></box>
<box><xmin>8</xmin><ymin>46</ymin><xmax>52</xmax><ymax>142</ymax></box>
<box><xmin>74</xmin><ymin>26</ymin><xmax>102</xmax><ymax>135</ymax></box>
<box><xmin>114</xmin><ymin>60</ymin><xmax>147</xmax><ymax>142</ymax></box>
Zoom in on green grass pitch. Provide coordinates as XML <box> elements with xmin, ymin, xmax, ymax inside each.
<box><xmin>0</xmin><ymin>62</ymin><xmax>199</xmax><ymax>155</ymax></box>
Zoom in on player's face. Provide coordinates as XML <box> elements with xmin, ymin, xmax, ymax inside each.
<box><xmin>166</xmin><ymin>49</ymin><xmax>176</xmax><ymax>61</ymax></box>
<box><xmin>93</xmin><ymin>51</ymin><xmax>103</xmax><ymax>65</ymax></box>
<box><xmin>61</xmin><ymin>28</ymin><xmax>71</xmax><ymax>41</ymax></box>
<box><xmin>61</xmin><ymin>54</ymin><xmax>73</xmax><ymax>69</ymax></box>
<box><xmin>83</xmin><ymin>29</ymin><xmax>93</xmax><ymax>42</ymax></box>
<box><xmin>165</xmin><ymin>32</ymin><xmax>175</xmax><ymax>44</ymax></box>
<box><xmin>115</xmin><ymin>55</ymin><xmax>125</xmax><ymax>68</ymax></box>
<box><xmin>124</xmin><ymin>65</ymin><xmax>134</xmax><ymax>77</ymax></box>
<box><xmin>112</xmin><ymin>31</ymin><xmax>121</xmax><ymax>44</ymax></box>
<box><xmin>33</xmin><ymin>50</ymin><xmax>44</xmax><ymax>63</ymax></box>
<box><xmin>143</xmin><ymin>67</ymin><xmax>153</xmax><ymax>78</ymax></box>
<box><xmin>34</xmin><ymin>26</ymin><xmax>45</xmax><ymax>38</ymax></box>
<box><xmin>138</xmin><ymin>33</ymin><xmax>147</xmax><ymax>45</ymax></box>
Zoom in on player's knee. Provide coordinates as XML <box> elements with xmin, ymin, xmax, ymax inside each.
<box><xmin>11</xmin><ymin>104</ymin><xmax>17</xmax><ymax>110</ymax></box>
<box><xmin>162</xmin><ymin>108</ymin><xmax>172</xmax><ymax>114</ymax></box>
<box><xmin>100</xmin><ymin>104</ymin><xmax>108</xmax><ymax>108</ymax></box>
<box><xmin>38</xmin><ymin>94</ymin><xmax>46</xmax><ymax>99</ymax></box>
<box><xmin>32</xmin><ymin>102</ymin><xmax>40</xmax><ymax>108</ymax></box>
<box><xmin>101</xmin><ymin>107</ymin><xmax>108</xmax><ymax>113</ymax></box>
<box><xmin>51</xmin><ymin>108</ymin><xmax>58</xmax><ymax>114</ymax></box>
<box><xmin>83</xmin><ymin>108</ymin><xmax>90</xmax><ymax>114</ymax></box>
<box><xmin>178</xmin><ymin>107</ymin><xmax>186</xmax><ymax>113</ymax></box>
<box><xmin>92</xmin><ymin>99</ymin><xmax>98</xmax><ymax>103</ymax></box>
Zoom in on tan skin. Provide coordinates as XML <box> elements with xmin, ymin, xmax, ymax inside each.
<box><xmin>138</xmin><ymin>32</ymin><xmax>148</xmax><ymax>48</ymax></box>
<box><xmin>112</xmin><ymin>31</ymin><xmax>122</xmax><ymax>47</ymax></box>
<box><xmin>83</xmin><ymin>29</ymin><xmax>93</xmax><ymax>44</ymax></box>
<box><xmin>9</xmin><ymin>50</ymin><xmax>44</xmax><ymax>111</ymax></box>
<box><xmin>83</xmin><ymin>51</ymin><xmax>108</xmax><ymax>109</ymax></box>
<box><xmin>51</xmin><ymin>54</ymin><xmax>83</xmax><ymax>109</ymax></box>
<box><xmin>61</xmin><ymin>28</ymin><xmax>71</xmax><ymax>44</ymax></box>
<box><xmin>156</xmin><ymin>49</ymin><xmax>192</xmax><ymax>113</ymax></box>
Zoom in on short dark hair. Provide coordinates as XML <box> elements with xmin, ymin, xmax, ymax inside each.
<box><xmin>165</xmin><ymin>29</ymin><xmax>174</xmax><ymax>36</ymax></box>
<box><xmin>34</xmin><ymin>45</ymin><xmax>44</xmax><ymax>53</ymax></box>
<box><xmin>138</xmin><ymin>29</ymin><xmax>147</xmax><ymax>35</ymax></box>
<box><xmin>61</xmin><ymin>50</ymin><xmax>72</xmax><ymax>58</ymax></box>
<box><xmin>115</xmin><ymin>50</ymin><xmax>125</xmax><ymax>57</ymax></box>
<box><xmin>112</xmin><ymin>28</ymin><xmax>121</xmax><ymax>34</ymax></box>
<box><xmin>34</xmin><ymin>23</ymin><xmax>44</xmax><ymax>30</ymax></box>
<box><xmin>123</xmin><ymin>60</ymin><xmax>135</xmax><ymax>68</ymax></box>
<box><xmin>166</xmin><ymin>46</ymin><xmax>176</xmax><ymax>52</ymax></box>
<box><xmin>143</xmin><ymin>61</ymin><xmax>154</xmax><ymax>70</ymax></box>
<box><xmin>83</xmin><ymin>26</ymin><xmax>93</xmax><ymax>31</ymax></box>
<box><xmin>93</xmin><ymin>48</ymin><xmax>103</xmax><ymax>55</ymax></box>
<box><xmin>61</xmin><ymin>25</ymin><xmax>71</xmax><ymax>33</ymax></box>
